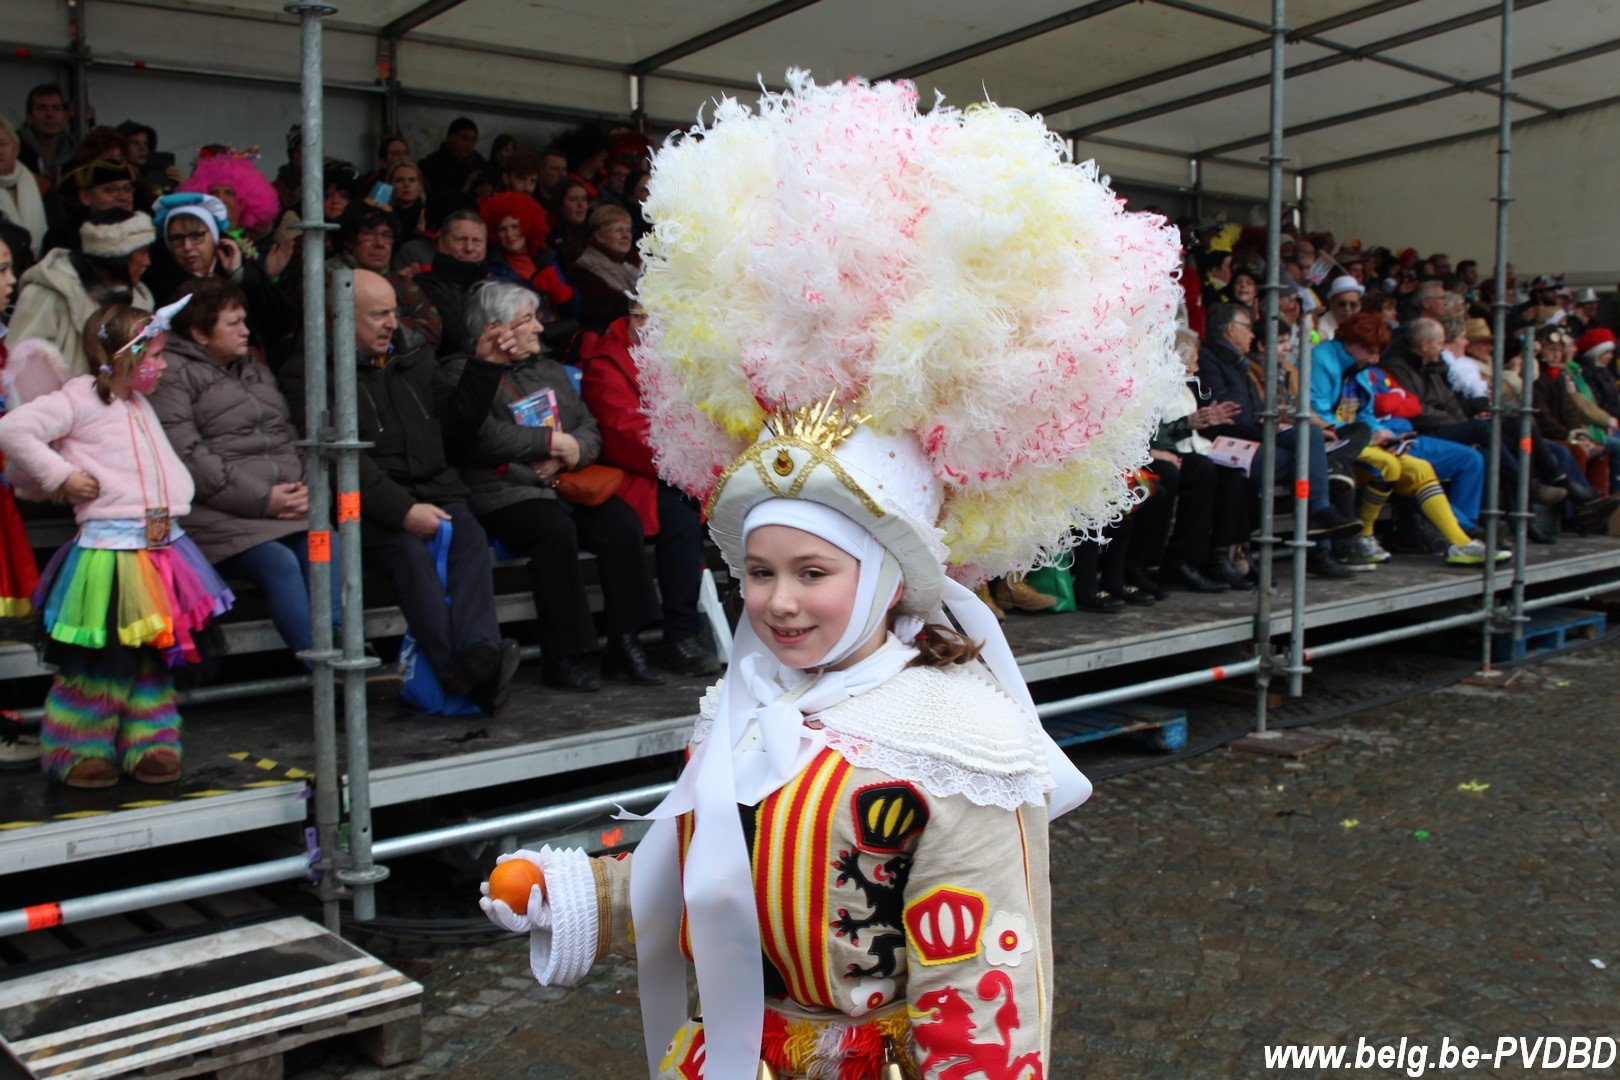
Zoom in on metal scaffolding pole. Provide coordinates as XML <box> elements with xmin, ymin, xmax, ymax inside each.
<box><xmin>1479</xmin><ymin>0</ymin><xmax>1514</xmax><ymax>677</ymax></box>
<box><xmin>1284</xmin><ymin>313</ymin><xmax>1313</xmax><ymax>697</ymax></box>
<box><xmin>1510</xmin><ymin>328</ymin><xmax>1536</xmax><ymax>644</ymax></box>
<box><xmin>1251</xmin><ymin>0</ymin><xmax>1288</xmax><ymax>734</ymax></box>
<box><xmin>288</xmin><ymin>0</ymin><xmax>342</xmax><ymax>935</ymax></box>
<box><xmin>327</xmin><ymin>270</ymin><xmax>387</xmax><ymax>920</ymax></box>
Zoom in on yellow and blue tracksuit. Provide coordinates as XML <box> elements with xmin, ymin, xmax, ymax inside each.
<box><xmin>1309</xmin><ymin>340</ymin><xmax>1480</xmax><ymax>540</ymax></box>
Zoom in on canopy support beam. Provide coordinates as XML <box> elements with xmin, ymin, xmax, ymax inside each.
<box><xmin>1034</xmin><ymin>0</ymin><xmax>1423</xmax><ymax>119</ymax></box>
<box><xmin>1067</xmin><ymin>0</ymin><xmax>1554</xmax><ymax>138</ymax></box>
<box><xmin>881</xmin><ymin>0</ymin><xmax>1132</xmax><ymax>81</ymax></box>
<box><xmin>1298</xmin><ymin>90</ymin><xmax>1620</xmax><ymax>174</ymax></box>
<box><xmin>631</xmin><ymin>0</ymin><xmax>822</xmax><ymax>76</ymax></box>
<box><xmin>1152</xmin><ymin>0</ymin><xmax>1557</xmax><ymax>112</ymax></box>
<box><xmin>380</xmin><ymin>0</ymin><xmax>471</xmax><ymax>40</ymax></box>
<box><xmin>1197</xmin><ymin>34</ymin><xmax>1620</xmax><ymax>158</ymax></box>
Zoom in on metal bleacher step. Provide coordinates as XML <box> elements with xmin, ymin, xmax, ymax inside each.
<box><xmin>0</xmin><ymin>915</ymin><xmax>421</xmax><ymax>1079</ymax></box>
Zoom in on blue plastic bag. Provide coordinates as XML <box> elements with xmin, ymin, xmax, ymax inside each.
<box><xmin>397</xmin><ymin>520</ymin><xmax>482</xmax><ymax>716</ymax></box>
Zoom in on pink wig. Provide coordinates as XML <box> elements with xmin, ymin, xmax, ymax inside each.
<box><xmin>182</xmin><ymin>151</ymin><xmax>280</xmax><ymax>234</ymax></box>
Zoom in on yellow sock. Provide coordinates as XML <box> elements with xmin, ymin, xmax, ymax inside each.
<box><xmin>1357</xmin><ymin>485</ymin><xmax>1390</xmax><ymax>537</ymax></box>
<box><xmin>1415</xmin><ymin>482</ymin><xmax>1472</xmax><ymax>546</ymax></box>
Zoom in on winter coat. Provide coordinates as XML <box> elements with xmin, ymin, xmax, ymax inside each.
<box><xmin>1195</xmin><ymin>337</ymin><xmax>1266</xmax><ymax>441</ymax></box>
<box><xmin>0</xmin><ymin>374</ymin><xmax>194</xmax><ymax>522</ymax></box>
<box><xmin>1581</xmin><ymin>357</ymin><xmax>1620</xmax><ymax>418</ymax></box>
<box><xmin>570</xmin><ymin>248</ymin><xmax>636</xmax><ymax>334</ymax></box>
<box><xmin>144</xmin><ymin>336</ymin><xmax>307</xmax><ymax>562</ymax></box>
<box><xmin>281</xmin><ymin>338</ymin><xmax>504</xmax><ymax>530</ymax></box>
<box><xmin>417</xmin><ymin>143</ymin><xmax>485</xmax><ymax>199</ymax></box>
<box><xmin>579</xmin><ymin>318</ymin><xmax>659</xmax><ymax>533</ymax></box>
<box><xmin>8</xmin><ymin>249</ymin><xmax>155</xmax><ymax>398</ymax></box>
<box><xmin>1531</xmin><ymin>369</ymin><xmax>1591</xmax><ymax>443</ymax></box>
<box><xmin>416</xmin><ymin>253</ymin><xmax>487</xmax><ymax>358</ymax></box>
<box><xmin>1377</xmin><ymin>350</ymin><xmax>1471</xmax><ymax>432</ymax></box>
<box><xmin>437</xmin><ymin>349</ymin><xmax>602</xmax><ymax>519</ymax></box>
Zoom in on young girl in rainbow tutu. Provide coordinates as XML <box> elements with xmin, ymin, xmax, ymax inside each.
<box><xmin>0</xmin><ymin>298</ymin><xmax>233</xmax><ymax>788</ymax></box>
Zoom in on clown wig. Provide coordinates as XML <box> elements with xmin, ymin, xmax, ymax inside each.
<box><xmin>479</xmin><ymin>192</ymin><xmax>551</xmax><ymax>253</ymax></box>
<box><xmin>182</xmin><ymin>150</ymin><xmax>280</xmax><ymax>235</ymax></box>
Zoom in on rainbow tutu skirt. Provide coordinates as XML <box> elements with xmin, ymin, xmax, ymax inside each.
<box><xmin>32</xmin><ymin>536</ymin><xmax>234</xmax><ymax>667</ymax></box>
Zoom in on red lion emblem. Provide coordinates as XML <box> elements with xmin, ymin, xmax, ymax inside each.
<box><xmin>911</xmin><ymin>970</ymin><xmax>1043</xmax><ymax>1080</ymax></box>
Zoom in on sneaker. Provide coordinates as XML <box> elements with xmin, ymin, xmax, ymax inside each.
<box><xmin>0</xmin><ymin>711</ymin><xmax>42</xmax><ymax>769</ymax></box>
<box><xmin>1342</xmin><ymin>534</ymin><xmax>1392</xmax><ymax>566</ymax></box>
<box><xmin>1446</xmin><ymin>539</ymin><xmax>1511</xmax><ymax>566</ymax></box>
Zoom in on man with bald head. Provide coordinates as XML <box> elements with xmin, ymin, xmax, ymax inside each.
<box><xmin>283</xmin><ymin>269</ymin><xmax>526</xmax><ymax>713</ymax></box>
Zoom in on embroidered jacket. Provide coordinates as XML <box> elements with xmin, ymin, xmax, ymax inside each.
<box><xmin>542</xmin><ymin>662</ymin><xmax>1056</xmax><ymax>1080</ymax></box>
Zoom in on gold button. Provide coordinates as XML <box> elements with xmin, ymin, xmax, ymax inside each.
<box><xmin>773</xmin><ymin>451</ymin><xmax>794</xmax><ymax>476</ymax></box>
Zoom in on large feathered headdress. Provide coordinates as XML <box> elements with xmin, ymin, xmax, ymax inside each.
<box><xmin>633</xmin><ymin>71</ymin><xmax>1183</xmax><ymax>591</ymax></box>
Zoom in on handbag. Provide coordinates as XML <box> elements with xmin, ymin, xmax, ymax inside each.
<box><xmin>397</xmin><ymin>520</ymin><xmax>482</xmax><ymax>716</ymax></box>
<box><xmin>1023</xmin><ymin>552</ymin><xmax>1077</xmax><ymax>614</ymax></box>
<box><xmin>551</xmin><ymin>463</ymin><xmax>626</xmax><ymax>507</ymax></box>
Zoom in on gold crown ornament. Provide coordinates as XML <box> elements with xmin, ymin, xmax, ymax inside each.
<box><xmin>703</xmin><ymin>395</ymin><xmax>950</xmax><ymax>615</ymax></box>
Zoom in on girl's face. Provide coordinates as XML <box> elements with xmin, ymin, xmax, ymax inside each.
<box><xmin>324</xmin><ymin>183</ymin><xmax>351</xmax><ymax>221</ymax></box>
<box><xmin>391</xmin><ymin>166</ymin><xmax>422</xmax><ymax>203</ymax></box>
<box><xmin>496</xmin><ymin>215</ymin><xmax>526</xmax><ymax>254</ymax></box>
<box><xmin>1233</xmin><ymin>275</ymin><xmax>1257</xmax><ymax>303</ymax></box>
<box><xmin>561</xmin><ymin>185</ymin><xmax>590</xmax><ymax>225</ymax></box>
<box><xmin>744</xmin><ymin>525</ymin><xmax>860</xmax><ymax>669</ymax></box>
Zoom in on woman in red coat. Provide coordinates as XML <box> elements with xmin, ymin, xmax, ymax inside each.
<box><xmin>579</xmin><ymin>308</ymin><xmax>719</xmax><ymax>677</ymax></box>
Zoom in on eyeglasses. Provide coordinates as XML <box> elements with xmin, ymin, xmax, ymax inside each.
<box><xmin>358</xmin><ymin>227</ymin><xmax>395</xmax><ymax>241</ymax></box>
<box><xmin>167</xmin><ymin>231</ymin><xmax>211</xmax><ymax>248</ymax></box>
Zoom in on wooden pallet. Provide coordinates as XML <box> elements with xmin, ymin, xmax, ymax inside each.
<box><xmin>1491</xmin><ymin>607</ymin><xmax>1607</xmax><ymax>663</ymax></box>
<box><xmin>1043</xmin><ymin>703</ymin><xmax>1188</xmax><ymax>753</ymax></box>
<box><xmin>0</xmin><ymin>916</ymin><xmax>421</xmax><ymax>1079</ymax></box>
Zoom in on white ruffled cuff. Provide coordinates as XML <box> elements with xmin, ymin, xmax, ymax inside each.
<box><xmin>528</xmin><ymin>846</ymin><xmax>600</xmax><ymax>987</ymax></box>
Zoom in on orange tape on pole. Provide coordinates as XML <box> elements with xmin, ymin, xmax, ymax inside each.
<box><xmin>1211</xmin><ymin>666</ymin><xmax>1227</xmax><ymax>681</ymax></box>
<box><xmin>25</xmin><ymin>903</ymin><xmax>62</xmax><ymax>931</ymax></box>
<box><xmin>308</xmin><ymin>530</ymin><xmax>332</xmax><ymax>564</ymax></box>
<box><xmin>1519</xmin><ymin>437</ymin><xmax>1533</xmax><ymax>453</ymax></box>
<box><xmin>1293</xmin><ymin>479</ymin><xmax>1309</xmax><ymax>501</ymax></box>
<box><xmin>337</xmin><ymin>491</ymin><xmax>361</xmax><ymax>524</ymax></box>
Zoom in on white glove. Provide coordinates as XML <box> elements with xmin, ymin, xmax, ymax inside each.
<box><xmin>478</xmin><ymin>845</ymin><xmax>599</xmax><ymax>987</ymax></box>
<box><xmin>478</xmin><ymin>849</ymin><xmax>551</xmax><ymax>933</ymax></box>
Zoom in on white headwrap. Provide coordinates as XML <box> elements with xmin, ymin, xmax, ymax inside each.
<box><xmin>625</xmin><ymin>500</ymin><xmax>1090</xmax><ymax>1078</ymax></box>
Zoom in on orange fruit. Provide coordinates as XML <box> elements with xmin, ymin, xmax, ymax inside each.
<box><xmin>487</xmin><ymin>859</ymin><xmax>546</xmax><ymax>914</ymax></box>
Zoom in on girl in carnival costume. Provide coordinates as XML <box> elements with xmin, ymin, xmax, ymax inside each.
<box><xmin>0</xmin><ymin>297</ymin><xmax>234</xmax><ymax>788</ymax></box>
<box><xmin>479</xmin><ymin>72</ymin><xmax>1182</xmax><ymax>1078</ymax></box>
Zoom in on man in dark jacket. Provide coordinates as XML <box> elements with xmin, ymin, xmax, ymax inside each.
<box><xmin>417</xmin><ymin>117</ymin><xmax>485</xmax><ymax>197</ymax></box>
<box><xmin>416</xmin><ymin>209</ymin><xmax>489</xmax><ymax>358</ymax></box>
<box><xmin>1197</xmin><ymin>303</ymin><xmax>1359</xmax><ymax>541</ymax></box>
<box><xmin>282</xmin><ymin>269</ymin><xmax>521</xmax><ymax>713</ymax></box>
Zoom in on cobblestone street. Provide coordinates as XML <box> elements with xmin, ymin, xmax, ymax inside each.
<box><xmin>291</xmin><ymin>640</ymin><xmax>1620</xmax><ymax>1078</ymax></box>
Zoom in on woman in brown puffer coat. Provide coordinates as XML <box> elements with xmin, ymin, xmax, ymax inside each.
<box><xmin>146</xmin><ymin>277</ymin><xmax>337</xmax><ymax>660</ymax></box>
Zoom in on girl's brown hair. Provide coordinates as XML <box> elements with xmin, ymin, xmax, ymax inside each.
<box><xmin>1335</xmin><ymin>309</ymin><xmax>1393</xmax><ymax>353</ymax></box>
<box><xmin>905</xmin><ymin>619</ymin><xmax>983</xmax><ymax>668</ymax></box>
<box><xmin>83</xmin><ymin>304</ymin><xmax>152</xmax><ymax>404</ymax></box>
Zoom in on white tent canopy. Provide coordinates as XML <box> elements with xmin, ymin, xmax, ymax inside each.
<box><xmin>5</xmin><ymin>0</ymin><xmax>1617</xmax><ymax>275</ymax></box>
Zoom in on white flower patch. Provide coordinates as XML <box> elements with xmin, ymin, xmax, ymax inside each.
<box><xmin>983</xmin><ymin>910</ymin><xmax>1032</xmax><ymax>968</ymax></box>
<box><xmin>848</xmin><ymin>975</ymin><xmax>897</xmax><ymax>1017</ymax></box>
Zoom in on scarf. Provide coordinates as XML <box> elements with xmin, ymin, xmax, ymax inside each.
<box><xmin>0</xmin><ymin>165</ymin><xmax>48</xmax><ymax>257</ymax></box>
<box><xmin>574</xmin><ymin>244</ymin><xmax>639</xmax><ymax>296</ymax></box>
